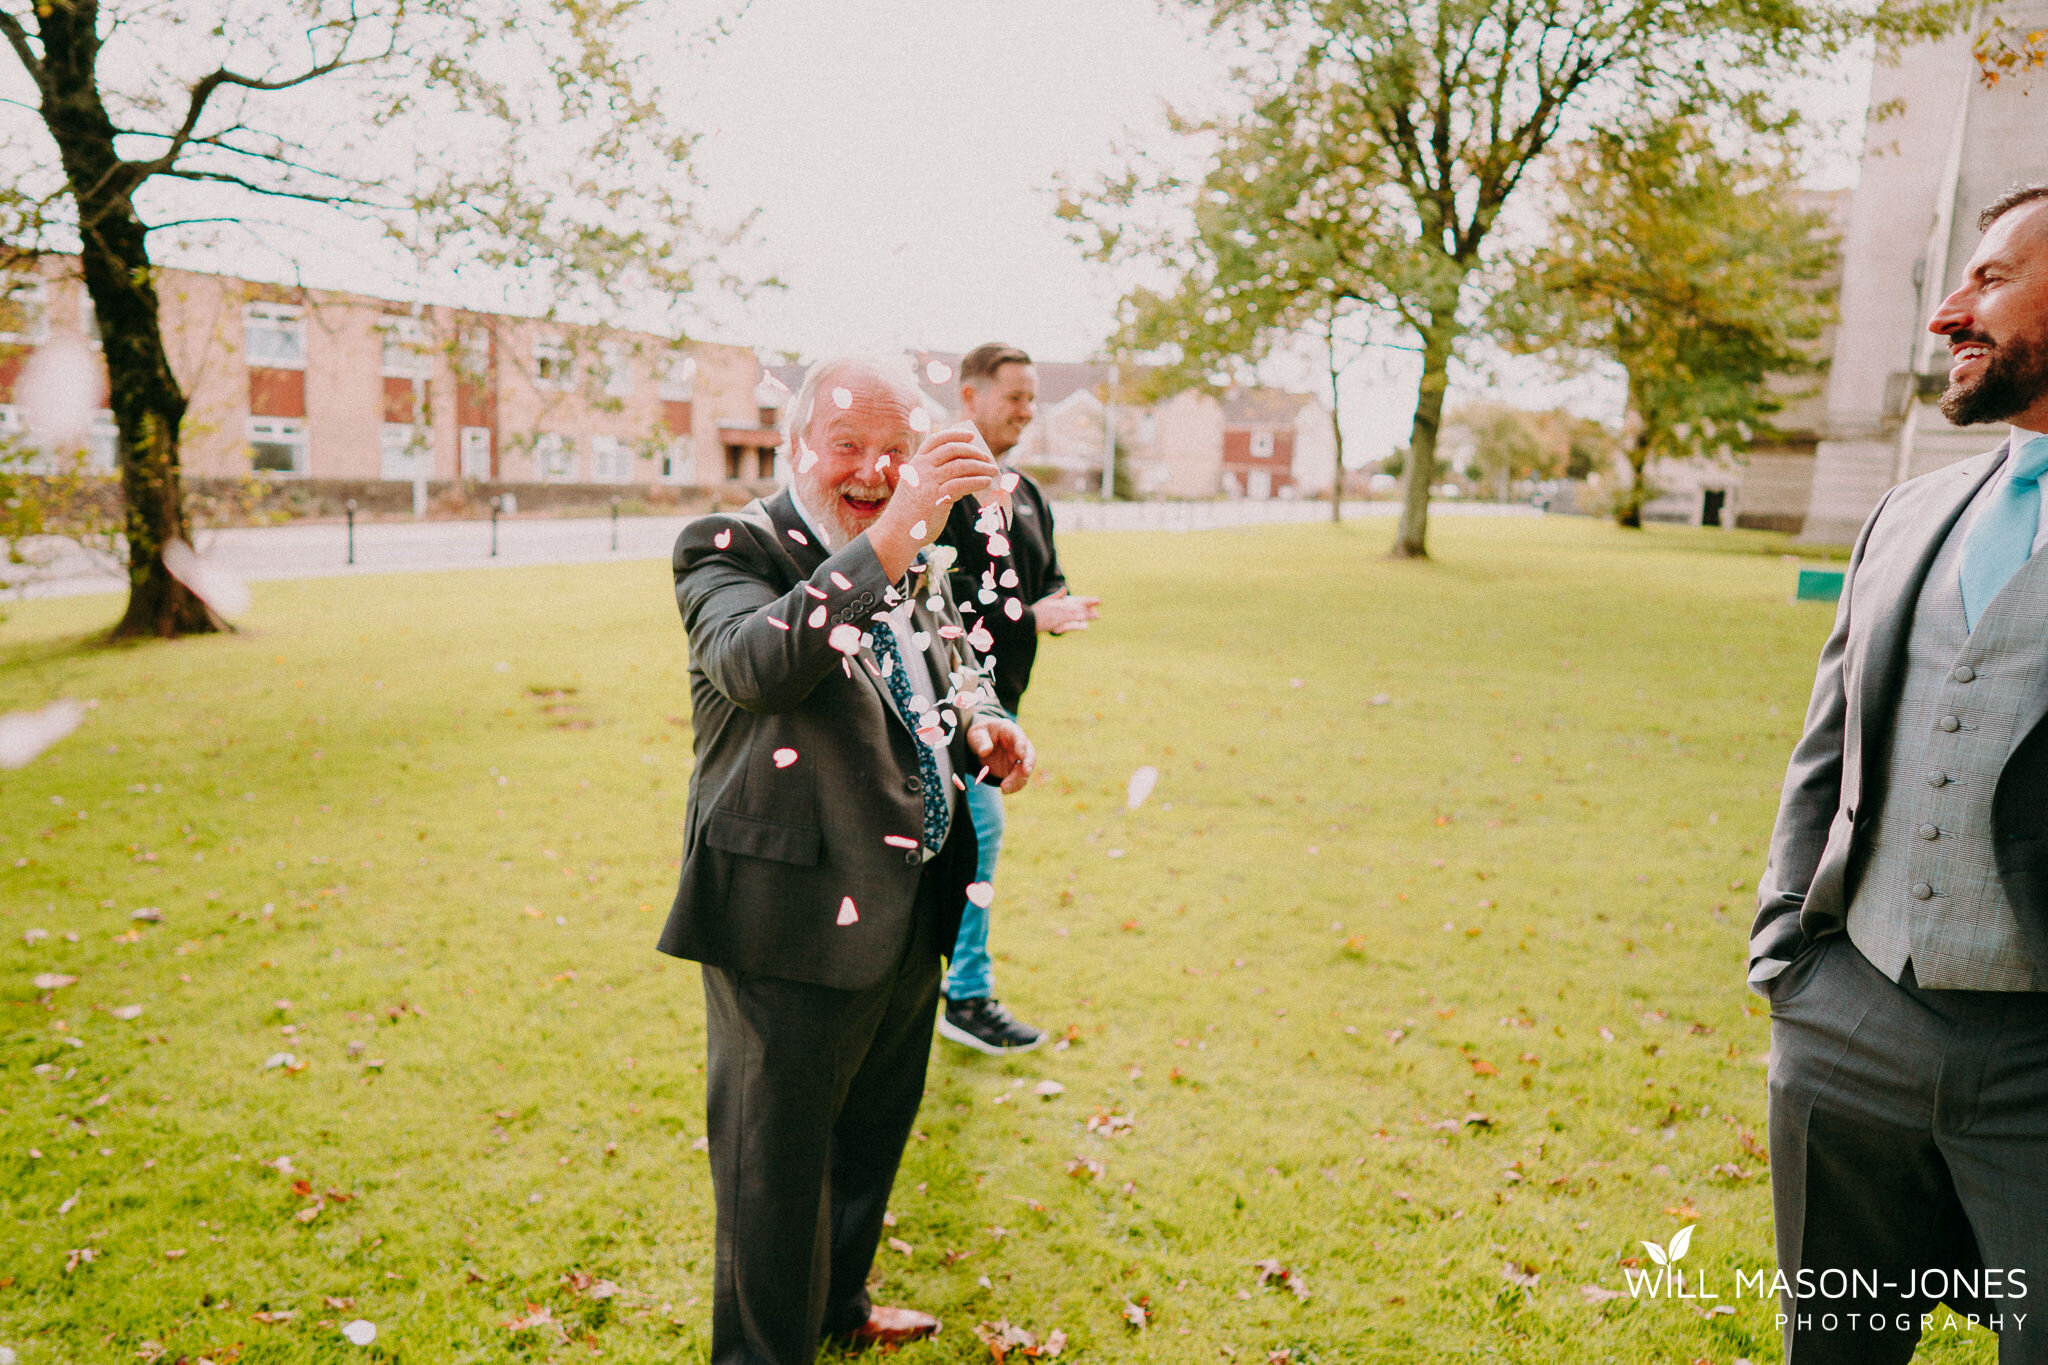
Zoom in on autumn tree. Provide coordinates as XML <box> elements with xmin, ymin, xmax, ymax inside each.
<box><xmin>1494</xmin><ymin>120</ymin><xmax>1838</xmax><ymax>527</ymax></box>
<box><xmin>0</xmin><ymin>1</ymin><xmax>745</xmax><ymax>637</ymax></box>
<box><xmin>1071</xmin><ymin>0</ymin><xmax>1948</xmax><ymax>558</ymax></box>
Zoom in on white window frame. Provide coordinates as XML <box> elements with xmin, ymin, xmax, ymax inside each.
<box><xmin>458</xmin><ymin>325</ymin><xmax>492</xmax><ymax>383</ymax></box>
<box><xmin>459</xmin><ymin>425</ymin><xmax>492</xmax><ymax>480</ymax></box>
<box><xmin>244</xmin><ymin>302</ymin><xmax>306</xmax><ymax>369</ymax></box>
<box><xmin>87</xmin><ymin>409</ymin><xmax>117</xmax><ymax>473</ymax></box>
<box><xmin>589</xmin><ymin>434</ymin><xmax>632</xmax><ymax>483</ymax></box>
<box><xmin>532</xmin><ymin>432</ymin><xmax>575</xmax><ymax>482</ymax></box>
<box><xmin>0</xmin><ymin>275</ymin><xmax>49</xmax><ymax>345</ymax></box>
<box><xmin>599</xmin><ymin>341</ymin><xmax>633</xmax><ymax>398</ymax></box>
<box><xmin>659</xmin><ymin>436</ymin><xmax>693</xmax><ymax>482</ymax></box>
<box><xmin>658</xmin><ymin>354</ymin><xmax>697</xmax><ymax>402</ymax></box>
<box><xmin>248</xmin><ymin>416</ymin><xmax>308</xmax><ymax>476</ymax></box>
<box><xmin>1249</xmin><ymin>429</ymin><xmax>1276</xmax><ymax>458</ymax></box>
<box><xmin>379</xmin><ymin>422</ymin><xmax>432</xmax><ymax>481</ymax></box>
<box><xmin>380</xmin><ymin>316</ymin><xmax>432</xmax><ymax>380</ymax></box>
<box><xmin>534</xmin><ymin>337</ymin><xmax>574</xmax><ymax>391</ymax></box>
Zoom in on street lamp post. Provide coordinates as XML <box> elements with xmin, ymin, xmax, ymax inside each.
<box><xmin>490</xmin><ymin>495</ymin><xmax>501</xmax><ymax>558</ymax></box>
<box><xmin>610</xmin><ymin>495</ymin><xmax>621</xmax><ymax>552</ymax></box>
<box><xmin>345</xmin><ymin>499</ymin><xmax>357</xmax><ymax>566</ymax></box>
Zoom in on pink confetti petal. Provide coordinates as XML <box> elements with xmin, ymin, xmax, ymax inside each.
<box><xmin>773</xmin><ymin>748</ymin><xmax>798</xmax><ymax>768</ymax></box>
<box><xmin>837</xmin><ymin>896</ymin><xmax>860</xmax><ymax>925</ymax></box>
<box><xmin>899</xmin><ymin>464</ymin><xmax>921</xmax><ymax>488</ymax></box>
<box><xmin>909</xmin><ymin>407</ymin><xmax>932</xmax><ymax>432</ymax></box>
<box><xmin>966</xmin><ymin>624</ymin><xmax>994</xmax><ymax>653</ymax></box>
<box><xmin>937</xmin><ymin>624</ymin><xmax>964</xmax><ymax>640</ymax></box>
<box><xmin>787</xmin><ymin>528</ymin><xmax>810</xmax><ymax>546</ymax></box>
<box><xmin>769</xmin><ymin>617</ymin><xmax>791</xmax><ymax>631</ymax></box>
<box><xmin>1003</xmin><ymin>598</ymin><xmax>1023</xmax><ymax>621</ymax></box>
<box><xmin>999</xmin><ymin>471</ymin><xmax>1020</xmax><ymax>493</ymax></box>
<box><xmin>985</xmin><ymin>533</ymin><xmax>1011</xmax><ymax>557</ymax></box>
<box><xmin>884</xmin><ymin>835</ymin><xmax>919</xmax><ymax>849</ymax></box>
<box><xmin>804</xmin><ymin>583</ymin><xmax>828</xmax><ymax>600</ymax></box>
<box><xmin>832</xmin><ymin>386</ymin><xmax>854</xmax><ymax>410</ymax></box>
<box><xmin>909</xmin><ymin>520</ymin><xmax>927</xmax><ymax>539</ymax></box>
<box><xmin>713</xmin><ymin>529</ymin><xmax>732</xmax><ymax>550</ymax></box>
<box><xmin>808</xmin><ymin>605</ymin><xmax>828</xmax><ymax>628</ymax></box>
<box><xmin>965</xmin><ymin>882</ymin><xmax>995</xmax><ymax>908</ymax></box>
<box><xmin>926</xmin><ymin>360</ymin><xmax>953</xmax><ymax>384</ymax></box>
<box><xmin>830</xmin><ymin>572</ymin><xmax>853</xmax><ymax>590</ymax></box>
<box><xmin>828</xmin><ymin>623</ymin><xmax>862</xmax><ymax>655</ymax></box>
<box><xmin>797</xmin><ymin>442</ymin><xmax>820</xmax><ymax>474</ymax></box>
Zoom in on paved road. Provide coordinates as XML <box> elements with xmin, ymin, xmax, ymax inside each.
<box><xmin>5</xmin><ymin>498</ymin><xmax>1539</xmax><ymax>602</ymax></box>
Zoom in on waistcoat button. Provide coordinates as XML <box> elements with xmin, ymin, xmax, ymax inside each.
<box><xmin>1911</xmin><ymin>882</ymin><xmax>1934</xmax><ymax>900</ymax></box>
<box><xmin>1939</xmin><ymin>716</ymin><xmax>1960</xmax><ymax>733</ymax></box>
<box><xmin>1953</xmin><ymin>665</ymin><xmax>1976</xmax><ymax>683</ymax></box>
<box><xmin>1919</xmin><ymin>823</ymin><xmax>1940</xmax><ymax>840</ymax></box>
<box><xmin>1927</xmin><ymin>770</ymin><xmax>1950</xmax><ymax>787</ymax></box>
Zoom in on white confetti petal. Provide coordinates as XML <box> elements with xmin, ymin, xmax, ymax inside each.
<box><xmin>161</xmin><ymin>539</ymin><xmax>251</xmax><ymax>619</ymax></box>
<box><xmin>837</xmin><ymin>897</ymin><xmax>860</xmax><ymax>925</ymax></box>
<box><xmin>827</xmin><ymin>624</ymin><xmax>862</xmax><ymax>655</ymax></box>
<box><xmin>772</xmin><ymin>748</ymin><xmax>798</xmax><ymax>768</ymax></box>
<box><xmin>714</xmin><ymin>529</ymin><xmax>732</xmax><ymax>550</ymax></box>
<box><xmin>0</xmin><ymin>700</ymin><xmax>87</xmax><ymax>770</ymax></box>
<box><xmin>965</xmin><ymin>882</ymin><xmax>995</xmax><ymax>908</ymax></box>
<box><xmin>1126</xmin><ymin>766</ymin><xmax>1159</xmax><ymax>810</ymax></box>
<box><xmin>831</xmin><ymin>386</ymin><xmax>854</xmax><ymax>410</ymax></box>
<box><xmin>909</xmin><ymin>520</ymin><xmax>927</xmax><ymax>539</ymax></box>
<box><xmin>925</xmin><ymin>360</ymin><xmax>953</xmax><ymax>384</ymax></box>
<box><xmin>341</xmin><ymin>1319</ymin><xmax>377</xmax><ymax>1346</ymax></box>
<box><xmin>899</xmin><ymin>464</ymin><xmax>921</xmax><ymax>488</ymax></box>
<box><xmin>909</xmin><ymin>407</ymin><xmax>932</xmax><ymax>432</ymax></box>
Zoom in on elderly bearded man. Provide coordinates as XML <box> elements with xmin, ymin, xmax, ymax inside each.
<box><xmin>1753</xmin><ymin>186</ymin><xmax>2048</xmax><ymax>1363</ymax></box>
<box><xmin>660</xmin><ymin>357</ymin><xmax>1037</xmax><ymax>1365</ymax></box>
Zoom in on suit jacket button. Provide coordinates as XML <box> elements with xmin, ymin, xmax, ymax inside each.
<box><xmin>1927</xmin><ymin>769</ymin><xmax>1950</xmax><ymax>787</ymax></box>
<box><xmin>1919</xmin><ymin>823</ymin><xmax>1940</xmax><ymax>841</ymax></box>
<box><xmin>1939</xmin><ymin>715</ymin><xmax>1960</xmax><ymax>732</ymax></box>
<box><xmin>904</xmin><ymin>777</ymin><xmax>922</xmax><ymax>794</ymax></box>
<box><xmin>1911</xmin><ymin>882</ymin><xmax>1934</xmax><ymax>900</ymax></box>
<box><xmin>1952</xmin><ymin>665</ymin><xmax>1975</xmax><ymax>683</ymax></box>
<box><xmin>905</xmin><ymin>850</ymin><xmax>921</xmax><ymax>865</ymax></box>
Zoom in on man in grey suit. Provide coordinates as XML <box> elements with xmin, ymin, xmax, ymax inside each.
<box><xmin>661</xmin><ymin>356</ymin><xmax>1037</xmax><ymax>1365</ymax></box>
<box><xmin>1754</xmin><ymin>185</ymin><xmax>2048</xmax><ymax>1363</ymax></box>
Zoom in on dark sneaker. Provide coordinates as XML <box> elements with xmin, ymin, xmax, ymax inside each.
<box><xmin>939</xmin><ymin>997</ymin><xmax>1045</xmax><ymax>1054</ymax></box>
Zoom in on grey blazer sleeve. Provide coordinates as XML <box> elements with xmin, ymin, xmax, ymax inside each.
<box><xmin>1747</xmin><ymin>489</ymin><xmax>1890</xmax><ymax>992</ymax></box>
<box><xmin>674</xmin><ymin>516</ymin><xmax>896</xmax><ymax>714</ymax></box>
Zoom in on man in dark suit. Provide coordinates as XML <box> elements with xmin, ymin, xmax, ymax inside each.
<box><xmin>661</xmin><ymin>356</ymin><xmax>1037</xmax><ymax>1365</ymax></box>
<box><xmin>933</xmin><ymin>343</ymin><xmax>1100</xmax><ymax>1053</ymax></box>
<box><xmin>1753</xmin><ymin>185</ymin><xmax>2048</xmax><ymax>1362</ymax></box>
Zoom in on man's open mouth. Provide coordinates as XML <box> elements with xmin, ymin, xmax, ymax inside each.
<box><xmin>1951</xmin><ymin>341</ymin><xmax>1992</xmax><ymax>375</ymax></box>
<box><xmin>841</xmin><ymin>491</ymin><xmax>888</xmax><ymax>518</ymax></box>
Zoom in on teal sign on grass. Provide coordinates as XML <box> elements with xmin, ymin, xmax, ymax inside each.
<box><xmin>1796</xmin><ymin>569</ymin><xmax>1845</xmax><ymax>603</ymax></box>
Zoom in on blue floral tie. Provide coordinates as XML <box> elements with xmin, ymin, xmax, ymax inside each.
<box><xmin>870</xmin><ymin>618</ymin><xmax>949</xmax><ymax>854</ymax></box>
<box><xmin>1960</xmin><ymin>435</ymin><xmax>2048</xmax><ymax>630</ymax></box>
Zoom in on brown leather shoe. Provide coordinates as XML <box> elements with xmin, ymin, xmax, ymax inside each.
<box><xmin>844</xmin><ymin>1305</ymin><xmax>940</xmax><ymax>1348</ymax></box>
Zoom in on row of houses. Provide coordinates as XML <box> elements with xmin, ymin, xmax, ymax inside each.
<box><xmin>0</xmin><ymin>257</ymin><xmax>1336</xmax><ymax>504</ymax></box>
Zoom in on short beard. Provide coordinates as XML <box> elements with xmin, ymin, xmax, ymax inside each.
<box><xmin>795</xmin><ymin>476</ymin><xmax>884</xmax><ymax>551</ymax></box>
<box><xmin>1939</xmin><ymin>328</ymin><xmax>2048</xmax><ymax>425</ymax></box>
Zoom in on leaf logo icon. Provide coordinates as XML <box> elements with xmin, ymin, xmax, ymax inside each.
<box><xmin>1640</xmin><ymin>1225</ymin><xmax>1695</xmax><ymax>1268</ymax></box>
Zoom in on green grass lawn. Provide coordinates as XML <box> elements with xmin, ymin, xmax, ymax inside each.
<box><xmin>0</xmin><ymin>516</ymin><xmax>1998</xmax><ymax>1365</ymax></box>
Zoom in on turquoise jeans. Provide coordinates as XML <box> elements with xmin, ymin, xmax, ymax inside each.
<box><xmin>943</xmin><ymin>781</ymin><xmax>1004</xmax><ymax>1000</ymax></box>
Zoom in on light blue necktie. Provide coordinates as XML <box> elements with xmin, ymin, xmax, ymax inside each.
<box><xmin>870</xmin><ymin>618</ymin><xmax>949</xmax><ymax>854</ymax></box>
<box><xmin>1960</xmin><ymin>435</ymin><xmax>2048</xmax><ymax>630</ymax></box>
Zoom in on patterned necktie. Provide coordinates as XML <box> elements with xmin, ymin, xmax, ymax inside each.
<box><xmin>870</xmin><ymin>618</ymin><xmax>949</xmax><ymax>854</ymax></box>
<box><xmin>1960</xmin><ymin>434</ymin><xmax>2048</xmax><ymax>630</ymax></box>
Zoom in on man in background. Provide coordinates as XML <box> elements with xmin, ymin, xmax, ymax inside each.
<box><xmin>933</xmin><ymin>342</ymin><xmax>1101</xmax><ymax>1054</ymax></box>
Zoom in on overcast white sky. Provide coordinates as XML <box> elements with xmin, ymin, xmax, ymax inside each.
<box><xmin>129</xmin><ymin>0</ymin><xmax>1879</xmax><ymax>465</ymax></box>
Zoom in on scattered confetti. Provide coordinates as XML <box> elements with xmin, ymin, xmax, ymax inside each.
<box><xmin>772</xmin><ymin>748</ymin><xmax>799</xmax><ymax>768</ymax></box>
<box><xmin>32</xmin><ymin>973</ymin><xmax>77</xmax><ymax>992</ymax></box>
<box><xmin>909</xmin><ymin>407</ymin><xmax>932</xmax><ymax>432</ymax></box>
<box><xmin>1034</xmin><ymin>1080</ymin><xmax>1065</xmax><ymax>1098</ymax></box>
<box><xmin>837</xmin><ymin>897</ymin><xmax>860</xmax><ymax>926</ymax></box>
<box><xmin>828</xmin><ymin>624</ymin><xmax>862</xmax><ymax>655</ymax></box>
<box><xmin>910</xmin><ymin>520</ymin><xmax>927</xmax><ymax>539</ymax></box>
<box><xmin>1004</xmin><ymin>598</ymin><xmax>1024</xmax><ymax>621</ymax></box>
<box><xmin>884</xmin><ymin>835</ymin><xmax>920</xmax><ymax>849</ymax></box>
<box><xmin>1126</xmin><ymin>766</ymin><xmax>1159</xmax><ymax>810</ymax></box>
<box><xmin>162</xmin><ymin>539</ymin><xmax>252</xmax><ymax>619</ymax></box>
<box><xmin>899</xmin><ymin>463</ymin><xmax>922</xmax><ymax>487</ymax></box>
<box><xmin>832</xmin><ymin>386</ymin><xmax>854</xmax><ymax>409</ymax></box>
<box><xmin>797</xmin><ymin>442</ymin><xmax>820</xmax><ymax>474</ymax></box>
<box><xmin>0</xmin><ymin>700</ymin><xmax>88</xmax><ymax>770</ymax></box>
<box><xmin>788</xmin><ymin>528</ymin><xmax>810</xmax><ymax>547</ymax></box>
<box><xmin>714</xmin><ymin>529</ymin><xmax>732</xmax><ymax>550</ymax></box>
<box><xmin>965</xmin><ymin>882</ymin><xmax>995</xmax><ymax>908</ymax></box>
<box><xmin>926</xmin><ymin>360</ymin><xmax>953</xmax><ymax>384</ymax></box>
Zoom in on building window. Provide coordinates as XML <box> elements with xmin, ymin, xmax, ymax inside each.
<box><xmin>659</xmin><ymin>354</ymin><xmax>696</xmax><ymax>401</ymax></box>
<box><xmin>659</xmin><ymin>438</ymin><xmax>691</xmax><ymax>481</ymax></box>
<box><xmin>380</xmin><ymin>423</ymin><xmax>431</xmax><ymax>481</ymax></box>
<box><xmin>459</xmin><ymin>426</ymin><xmax>492</xmax><ymax>479</ymax></box>
<box><xmin>590</xmin><ymin>434</ymin><xmax>632</xmax><ymax>483</ymax></box>
<box><xmin>380</xmin><ymin>316</ymin><xmax>432</xmax><ymax>379</ymax></box>
<box><xmin>599</xmin><ymin>342</ymin><xmax>633</xmax><ymax>397</ymax></box>
<box><xmin>533</xmin><ymin>432</ymin><xmax>574</xmax><ymax>481</ymax></box>
<box><xmin>1249</xmin><ymin>430</ymin><xmax>1276</xmax><ymax>459</ymax></box>
<box><xmin>244</xmin><ymin>302</ymin><xmax>306</xmax><ymax>369</ymax></box>
<box><xmin>535</xmin><ymin>338</ymin><xmax>574</xmax><ymax>390</ymax></box>
<box><xmin>248</xmin><ymin>417</ymin><xmax>308</xmax><ymax>475</ymax></box>
<box><xmin>724</xmin><ymin>444</ymin><xmax>747</xmax><ymax>480</ymax></box>
<box><xmin>458</xmin><ymin>326</ymin><xmax>491</xmax><ymax>384</ymax></box>
<box><xmin>0</xmin><ymin>276</ymin><xmax>49</xmax><ymax>344</ymax></box>
<box><xmin>88</xmin><ymin>410</ymin><xmax>117</xmax><ymax>472</ymax></box>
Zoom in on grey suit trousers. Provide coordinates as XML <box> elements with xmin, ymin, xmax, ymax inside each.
<box><xmin>1768</xmin><ymin>935</ymin><xmax>2048</xmax><ymax>1362</ymax></box>
<box><xmin>700</xmin><ymin>870</ymin><xmax>943</xmax><ymax>1365</ymax></box>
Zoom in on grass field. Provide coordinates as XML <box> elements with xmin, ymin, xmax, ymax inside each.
<box><xmin>0</xmin><ymin>516</ymin><xmax>2002</xmax><ymax>1365</ymax></box>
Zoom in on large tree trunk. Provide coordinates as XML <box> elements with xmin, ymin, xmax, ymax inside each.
<box><xmin>37</xmin><ymin>3</ymin><xmax>220</xmax><ymax>637</ymax></box>
<box><xmin>1391</xmin><ymin>321</ymin><xmax>1457</xmax><ymax>559</ymax></box>
<box><xmin>1614</xmin><ymin>432</ymin><xmax>1649</xmax><ymax>529</ymax></box>
<box><xmin>1326</xmin><ymin>338</ymin><xmax>1345</xmax><ymax>525</ymax></box>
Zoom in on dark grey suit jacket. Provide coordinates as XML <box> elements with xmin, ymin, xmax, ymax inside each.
<box><xmin>1750</xmin><ymin>438</ymin><xmax>2048</xmax><ymax>992</ymax></box>
<box><xmin>658</xmin><ymin>489</ymin><xmax>982</xmax><ymax>990</ymax></box>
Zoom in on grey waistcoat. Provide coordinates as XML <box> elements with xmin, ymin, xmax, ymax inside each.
<box><xmin>1846</xmin><ymin>497</ymin><xmax>2048</xmax><ymax>991</ymax></box>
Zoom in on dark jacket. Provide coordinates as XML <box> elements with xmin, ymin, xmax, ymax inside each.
<box><xmin>658</xmin><ymin>489</ymin><xmax>982</xmax><ymax>990</ymax></box>
<box><xmin>939</xmin><ymin>471</ymin><xmax>1067</xmax><ymax>716</ymax></box>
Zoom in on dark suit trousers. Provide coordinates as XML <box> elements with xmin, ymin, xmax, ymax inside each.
<box><xmin>1768</xmin><ymin>935</ymin><xmax>2048</xmax><ymax>1363</ymax></box>
<box><xmin>700</xmin><ymin>875</ymin><xmax>942</xmax><ymax>1365</ymax></box>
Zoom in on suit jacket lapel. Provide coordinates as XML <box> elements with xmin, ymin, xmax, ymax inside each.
<box><xmin>1852</xmin><ymin>445</ymin><xmax>2006</xmax><ymax>802</ymax></box>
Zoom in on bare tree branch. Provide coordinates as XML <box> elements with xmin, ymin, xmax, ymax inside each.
<box><xmin>0</xmin><ymin>6</ymin><xmax>45</xmax><ymax>94</ymax></box>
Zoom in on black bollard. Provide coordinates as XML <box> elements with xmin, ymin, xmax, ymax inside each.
<box><xmin>610</xmin><ymin>495</ymin><xmax>621</xmax><ymax>552</ymax></box>
<box><xmin>345</xmin><ymin>499</ymin><xmax>357</xmax><ymax>565</ymax></box>
<box><xmin>490</xmin><ymin>495</ymin><xmax>501</xmax><ymax>558</ymax></box>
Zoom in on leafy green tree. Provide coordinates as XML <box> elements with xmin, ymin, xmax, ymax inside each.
<box><xmin>1069</xmin><ymin>0</ymin><xmax>1946</xmax><ymax>558</ymax></box>
<box><xmin>0</xmin><ymin>1</ymin><xmax>746</xmax><ymax>637</ymax></box>
<box><xmin>1494</xmin><ymin>120</ymin><xmax>1838</xmax><ymax>527</ymax></box>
